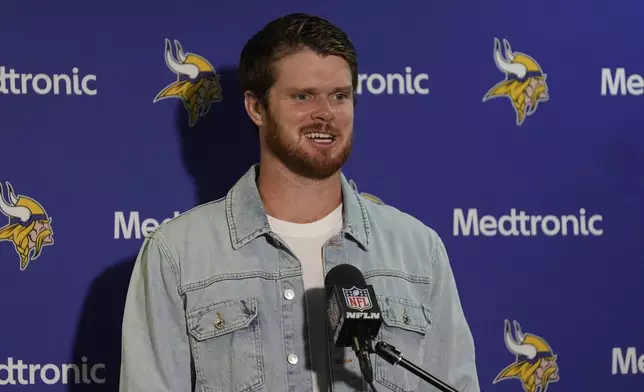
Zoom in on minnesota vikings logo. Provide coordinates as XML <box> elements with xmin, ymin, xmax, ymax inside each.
<box><xmin>0</xmin><ymin>182</ymin><xmax>54</xmax><ymax>271</ymax></box>
<box><xmin>482</xmin><ymin>38</ymin><xmax>549</xmax><ymax>126</ymax></box>
<box><xmin>494</xmin><ymin>320</ymin><xmax>559</xmax><ymax>392</ymax></box>
<box><xmin>153</xmin><ymin>39</ymin><xmax>222</xmax><ymax>127</ymax></box>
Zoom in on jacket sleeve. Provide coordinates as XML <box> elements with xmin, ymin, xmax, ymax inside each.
<box><xmin>119</xmin><ymin>232</ymin><xmax>192</xmax><ymax>392</ymax></box>
<box><xmin>421</xmin><ymin>229</ymin><xmax>481</xmax><ymax>392</ymax></box>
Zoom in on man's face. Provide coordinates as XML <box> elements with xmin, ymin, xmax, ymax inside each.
<box><xmin>260</xmin><ymin>48</ymin><xmax>354</xmax><ymax>179</ymax></box>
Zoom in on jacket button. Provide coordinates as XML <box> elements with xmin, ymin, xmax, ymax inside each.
<box><xmin>287</xmin><ymin>353</ymin><xmax>298</xmax><ymax>365</ymax></box>
<box><xmin>284</xmin><ymin>289</ymin><xmax>295</xmax><ymax>300</ymax></box>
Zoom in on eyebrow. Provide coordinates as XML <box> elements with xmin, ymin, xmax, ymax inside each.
<box><xmin>285</xmin><ymin>85</ymin><xmax>353</xmax><ymax>94</ymax></box>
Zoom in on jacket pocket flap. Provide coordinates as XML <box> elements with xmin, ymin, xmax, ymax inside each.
<box><xmin>377</xmin><ymin>295</ymin><xmax>430</xmax><ymax>334</ymax></box>
<box><xmin>187</xmin><ymin>298</ymin><xmax>258</xmax><ymax>341</ymax></box>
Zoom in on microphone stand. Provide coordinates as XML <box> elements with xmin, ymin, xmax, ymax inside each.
<box><xmin>372</xmin><ymin>341</ymin><xmax>460</xmax><ymax>392</ymax></box>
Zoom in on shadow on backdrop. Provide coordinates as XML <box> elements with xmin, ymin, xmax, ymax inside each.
<box><xmin>176</xmin><ymin>67</ymin><xmax>259</xmax><ymax>204</ymax></box>
<box><xmin>69</xmin><ymin>67</ymin><xmax>258</xmax><ymax>391</ymax></box>
<box><xmin>69</xmin><ymin>256</ymin><xmax>136</xmax><ymax>392</ymax></box>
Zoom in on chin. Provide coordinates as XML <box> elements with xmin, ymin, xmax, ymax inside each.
<box><xmin>291</xmin><ymin>156</ymin><xmax>346</xmax><ymax>179</ymax></box>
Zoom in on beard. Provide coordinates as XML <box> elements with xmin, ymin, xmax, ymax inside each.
<box><xmin>263</xmin><ymin>110</ymin><xmax>352</xmax><ymax>180</ymax></box>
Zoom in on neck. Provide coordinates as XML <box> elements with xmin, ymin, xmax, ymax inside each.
<box><xmin>257</xmin><ymin>157</ymin><xmax>342</xmax><ymax>224</ymax></box>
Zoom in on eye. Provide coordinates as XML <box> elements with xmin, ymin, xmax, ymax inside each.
<box><xmin>293</xmin><ymin>93</ymin><xmax>310</xmax><ymax>101</ymax></box>
<box><xmin>334</xmin><ymin>93</ymin><xmax>348</xmax><ymax>100</ymax></box>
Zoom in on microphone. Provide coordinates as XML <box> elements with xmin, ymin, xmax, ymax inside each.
<box><xmin>324</xmin><ymin>264</ymin><xmax>461</xmax><ymax>392</ymax></box>
<box><xmin>324</xmin><ymin>264</ymin><xmax>381</xmax><ymax>388</ymax></box>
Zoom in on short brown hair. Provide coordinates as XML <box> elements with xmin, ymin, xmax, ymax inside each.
<box><xmin>238</xmin><ymin>13</ymin><xmax>358</xmax><ymax>107</ymax></box>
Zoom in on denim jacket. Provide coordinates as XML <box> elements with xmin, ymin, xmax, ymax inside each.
<box><xmin>120</xmin><ymin>164</ymin><xmax>480</xmax><ymax>392</ymax></box>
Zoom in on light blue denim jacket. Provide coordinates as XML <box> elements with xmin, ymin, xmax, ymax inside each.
<box><xmin>120</xmin><ymin>164</ymin><xmax>480</xmax><ymax>392</ymax></box>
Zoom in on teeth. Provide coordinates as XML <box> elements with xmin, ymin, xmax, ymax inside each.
<box><xmin>305</xmin><ymin>132</ymin><xmax>334</xmax><ymax>140</ymax></box>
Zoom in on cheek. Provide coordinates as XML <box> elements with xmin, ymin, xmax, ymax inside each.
<box><xmin>335</xmin><ymin>107</ymin><xmax>353</xmax><ymax>126</ymax></box>
<box><xmin>273</xmin><ymin>103</ymin><xmax>307</xmax><ymax>127</ymax></box>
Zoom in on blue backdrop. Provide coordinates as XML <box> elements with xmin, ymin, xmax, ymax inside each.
<box><xmin>2</xmin><ymin>1</ymin><xmax>643</xmax><ymax>391</ymax></box>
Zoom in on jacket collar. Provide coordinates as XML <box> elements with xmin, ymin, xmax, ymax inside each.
<box><xmin>226</xmin><ymin>164</ymin><xmax>371</xmax><ymax>250</ymax></box>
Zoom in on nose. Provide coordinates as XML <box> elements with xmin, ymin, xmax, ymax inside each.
<box><xmin>311</xmin><ymin>99</ymin><xmax>335</xmax><ymax>122</ymax></box>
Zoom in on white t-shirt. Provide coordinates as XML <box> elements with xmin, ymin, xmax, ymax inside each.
<box><xmin>267</xmin><ymin>204</ymin><xmax>343</xmax><ymax>392</ymax></box>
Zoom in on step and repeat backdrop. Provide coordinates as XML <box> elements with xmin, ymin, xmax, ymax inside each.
<box><xmin>2</xmin><ymin>0</ymin><xmax>643</xmax><ymax>391</ymax></box>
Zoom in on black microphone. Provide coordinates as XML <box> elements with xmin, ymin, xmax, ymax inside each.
<box><xmin>324</xmin><ymin>266</ymin><xmax>461</xmax><ymax>392</ymax></box>
<box><xmin>324</xmin><ymin>264</ymin><xmax>382</xmax><ymax>388</ymax></box>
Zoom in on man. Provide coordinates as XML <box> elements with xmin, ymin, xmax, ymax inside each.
<box><xmin>120</xmin><ymin>13</ymin><xmax>480</xmax><ymax>392</ymax></box>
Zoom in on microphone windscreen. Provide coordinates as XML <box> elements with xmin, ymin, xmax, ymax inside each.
<box><xmin>324</xmin><ymin>264</ymin><xmax>367</xmax><ymax>297</ymax></box>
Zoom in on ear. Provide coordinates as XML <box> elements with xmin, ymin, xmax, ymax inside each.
<box><xmin>244</xmin><ymin>91</ymin><xmax>264</xmax><ymax>127</ymax></box>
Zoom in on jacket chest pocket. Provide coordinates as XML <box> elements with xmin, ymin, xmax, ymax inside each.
<box><xmin>187</xmin><ymin>298</ymin><xmax>264</xmax><ymax>392</ymax></box>
<box><xmin>374</xmin><ymin>296</ymin><xmax>431</xmax><ymax>392</ymax></box>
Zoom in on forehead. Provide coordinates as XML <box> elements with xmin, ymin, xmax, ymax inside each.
<box><xmin>272</xmin><ymin>49</ymin><xmax>352</xmax><ymax>90</ymax></box>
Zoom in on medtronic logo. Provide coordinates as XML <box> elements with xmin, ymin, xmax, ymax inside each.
<box><xmin>601</xmin><ymin>68</ymin><xmax>644</xmax><ymax>96</ymax></box>
<box><xmin>114</xmin><ymin>210</ymin><xmax>181</xmax><ymax>240</ymax></box>
<box><xmin>453</xmin><ymin>208</ymin><xmax>603</xmax><ymax>237</ymax></box>
<box><xmin>0</xmin><ymin>357</ymin><xmax>105</xmax><ymax>386</ymax></box>
<box><xmin>356</xmin><ymin>67</ymin><xmax>429</xmax><ymax>95</ymax></box>
<box><xmin>0</xmin><ymin>66</ymin><xmax>97</xmax><ymax>96</ymax></box>
<box><xmin>612</xmin><ymin>347</ymin><xmax>644</xmax><ymax>375</ymax></box>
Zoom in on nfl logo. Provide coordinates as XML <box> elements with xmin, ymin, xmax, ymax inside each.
<box><xmin>342</xmin><ymin>286</ymin><xmax>373</xmax><ymax>311</ymax></box>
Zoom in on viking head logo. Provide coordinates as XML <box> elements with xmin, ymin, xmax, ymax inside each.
<box><xmin>153</xmin><ymin>39</ymin><xmax>222</xmax><ymax>127</ymax></box>
<box><xmin>0</xmin><ymin>182</ymin><xmax>54</xmax><ymax>271</ymax></box>
<box><xmin>494</xmin><ymin>320</ymin><xmax>559</xmax><ymax>392</ymax></box>
<box><xmin>482</xmin><ymin>38</ymin><xmax>549</xmax><ymax>126</ymax></box>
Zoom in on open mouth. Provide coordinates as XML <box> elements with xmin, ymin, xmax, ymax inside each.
<box><xmin>304</xmin><ymin>132</ymin><xmax>336</xmax><ymax>145</ymax></box>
